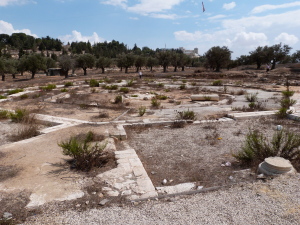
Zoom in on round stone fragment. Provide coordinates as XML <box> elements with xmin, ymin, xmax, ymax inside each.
<box><xmin>258</xmin><ymin>157</ymin><xmax>293</xmax><ymax>176</ymax></box>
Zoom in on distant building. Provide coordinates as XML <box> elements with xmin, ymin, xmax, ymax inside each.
<box><xmin>179</xmin><ymin>47</ymin><xmax>200</xmax><ymax>58</ymax></box>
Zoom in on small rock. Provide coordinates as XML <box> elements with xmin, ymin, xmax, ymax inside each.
<box><xmin>169</xmin><ymin>179</ymin><xmax>173</xmax><ymax>183</ymax></box>
<box><xmin>229</xmin><ymin>176</ymin><xmax>234</xmax><ymax>180</ymax></box>
<box><xmin>107</xmin><ymin>191</ymin><xmax>119</xmax><ymax>197</ymax></box>
<box><xmin>3</xmin><ymin>212</ymin><xmax>12</xmax><ymax>219</ymax></box>
<box><xmin>99</xmin><ymin>199</ymin><xmax>110</xmax><ymax>206</ymax></box>
<box><xmin>162</xmin><ymin>179</ymin><xmax>167</xmax><ymax>185</ymax></box>
<box><xmin>98</xmin><ymin>193</ymin><xmax>104</xmax><ymax>198</ymax></box>
<box><xmin>121</xmin><ymin>190</ymin><xmax>132</xmax><ymax>196</ymax></box>
<box><xmin>197</xmin><ymin>186</ymin><xmax>204</xmax><ymax>190</ymax></box>
<box><xmin>76</xmin><ymin>204</ymin><xmax>81</xmax><ymax>208</ymax></box>
<box><xmin>91</xmin><ymin>192</ymin><xmax>96</xmax><ymax>195</ymax></box>
<box><xmin>151</xmin><ymin>171</ymin><xmax>156</xmax><ymax>175</ymax></box>
<box><xmin>85</xmin><ymin>201</ymin><xmax>89</xmax><ymax>205</ymax></box>
<box><xmin>225</xmin><ymin>162</ymin><xmax>231</xmax><ymax>167</ymax></box>
<box><xmin>257</xmin><ymin>174</ymin><xmax>266</xmax><ymax>179</ymax></box>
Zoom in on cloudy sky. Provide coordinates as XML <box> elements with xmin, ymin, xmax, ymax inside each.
<box><xmin>0</xmin><ymin>0</ymin><xmax>299</xmax><ymax>58</ymax></box>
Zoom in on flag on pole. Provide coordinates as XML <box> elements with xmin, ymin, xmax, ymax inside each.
<box><xmin>202</xmin><ymin>1</ymin><xmax>205</xmax><ymax>12</ymax></box>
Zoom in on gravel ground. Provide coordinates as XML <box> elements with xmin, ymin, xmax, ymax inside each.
<box><xmin>23</xmin><ymin>174</ymin><xmax>300</xmax><ymax>225</ymax></box>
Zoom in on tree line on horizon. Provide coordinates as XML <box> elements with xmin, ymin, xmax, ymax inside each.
<box><xmin>1</xmin><ymin>33</ymin><xmax>300</xmax><ymax>81</ymax></box>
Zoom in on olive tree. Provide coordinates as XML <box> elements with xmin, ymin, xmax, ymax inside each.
<box><xmin>20</xmin><ymin>53</ymin><xmax>46</xmax><ymax>79</ymax></box>
<box><xmin>205</xmin><ymin>46</ymin><xmax>232</xmax><ymax>72</ymax></box>
<box><xmin>96</xmin><ymin>57</ymin><xmax>112</xmax><ymax>74</ymax></box>
<box><xmin>59</xmin><ymin>55</ymin><xmax>75</xmax><ymax>78</ymax></box>
<box><xmin>76</xmin><ymin>53</ymin><xmax>95</xmax><ymax>75</ymax></box>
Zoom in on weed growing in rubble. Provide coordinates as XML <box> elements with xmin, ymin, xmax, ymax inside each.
<box><xmin>212</xmin><ymin>80</ymin><xmax>222</xmax><ymax>86</ymax></box>
<box><xmin>119</xmin><ymin>87</ymin><xmax>129</xmax><ymax>93</ymax></box>
<box><xmin>138</xmin><ymin>106</ymin><xmax>146</xmax><ymax>116</ymax></box>
<box><xmin>58</xmin><ymin>131</ymin><xmax>107</xmax><ymax>171</ymax></box>
<box><xmin>233</xmin><ymin>129</ymin><xmax>300</xmax><ymax>168</ymax></box>
<box><xmin>89</xmin><ymin>79</ymin><xmax>99</xmax><ymax>87</ymax></box>
<box><xmin>175</xmin><ymin>109</ymin><xmax>197</xmax><ymax>120</ymax></box>
<box><xmin>7</xmin><ymin>88</ymin><xmax>24</xmax><ymax>95</ymax></box>
<box><xmin>0</xmin><ymin>110</ymin><xmax>9</xmax><ymax>119</ymax></box>
<box><xmin>151</xmin><ymin>97</ymin><xmax>161</xmax><ymax>108</ymax></box>
<box><xmin>64</xmin><ymin>82</ymin><xmax>73</xmax><ymax>87</ymax></box>
<box><xmin>40</xmin><ymin>84</ymin><xmax>56</xmax><ymax>91</ymax></box>
<box><xmin>245</xmin><ymin>93</ymin><xmax>258</xmax><ymax>103</ymax></box>
<box><xmin>114</xmin><ymin>95</ymin><xmax>122</xmax><ymax>104</ymax></box>
<box><xmin>0</xmin><ymin>95</ymin><xmax>7</xmax><ymax>99</ymax></box>
<box><xmin>276</xmin><ymin>78</ymin><xmax>296</xmax><ymax>119</ymax></box>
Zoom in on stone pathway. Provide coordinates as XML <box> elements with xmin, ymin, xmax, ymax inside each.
<box><xmin>97</xmin><ymin>142</ymin><xmax>158</xmax><ymax>200</ymax></box>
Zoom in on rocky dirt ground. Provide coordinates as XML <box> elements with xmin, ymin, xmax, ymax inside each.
<box><xmin>0</xmin><ymin>65</ymin><xmax>300</xmax><ymax>224</ymax></box>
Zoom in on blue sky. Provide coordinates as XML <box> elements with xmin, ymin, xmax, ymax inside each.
<box><xmin>0</xmin><ymin>0</ymin><xmax>300</xmax><ymax>58</ymax></box>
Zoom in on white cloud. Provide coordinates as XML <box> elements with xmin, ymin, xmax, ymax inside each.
<box><xmin>101</xmin><ymin>0</ymin><xmax>184</xmax><ymax>19</ymax></box>
<box><xmin>251</xmin><ymin>2</ymin><xmax>300</xmax><ymax>14</ymax></box>
<box><xmin>228</xmin><ymin>32</ymin><xmax>268</xmax><ymax>49</ymax></box>
<box><xmin>208</xmin><ymin>14</ymin><xmax>227</xmax><ymax>20</ymax></box>
<box><xmin>275</xmin><ymin>33</ymin><xmax>299</xmax><ymax>45</ymax></box>
<box><xmin>223</xmin><ymin>9</ymin><xmax>300</xmax><ymax>31</ymax></box>
<box><xmin>0</xmin><ymin>0</ymin><xmax>35</xmax><ymax>6</ymax></box>
<box><xmin>58</xmin><ymin>30</ymin><xmax>105</xmax><ymax>44</ymax></box>
<box><xmin>223</xmin><ymin>2</ymin><xmax>236</xmax><ymax>10</ymax></box>
<box><xmin>127</xmin><ymin>0</ymin><xmax>184</xmax><ymax>14</ymax></box>
<box><xmin>101</xmin><ymin>0</ymin><xmax>127</xmax><ymax>8</ymax></box>
<box><xmin>129</xmin><ymin>17</ymin><xmax>139</xmax><ymax>20</ymax></box>
<box><xmin>0</xmin><ymin>20</ymin><xmax>37</xmax><ymax>37</ymax></box>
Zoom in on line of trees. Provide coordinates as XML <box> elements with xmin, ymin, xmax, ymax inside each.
<box><xmin>1</xmin><ymin>33</ymin><xmax>300</xmax><ymax>81</ymax></box>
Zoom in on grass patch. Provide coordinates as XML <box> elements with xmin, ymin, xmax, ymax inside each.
<box><xmin>40</xmin><ymin>84</ymin><xmax>56</xmax><ymax>91</ymax></box>
<box><xmin>0</xmin><ymin>95</ymin><xmax>7</xmax><ymax>99</ymax></box>
<box><xmin>212</xmin><ymin>80</ymin><xmax>222</xmax><ymax>86</ymax></box>
<box><xmin>61</xmin><ymin>88</ymin><xmax>68</xmax><ymax>92</ymax></box>
<box><xmin>119</xmin><ymin>87</ymin><xmax>129</xmax><ymax>93</ymax></box>
<box><xmin>175</xmin><ymin>109</ymin><xmax>197</xmax><ymax>120</ymax></box>
<box><xmin>89</xmin><ymin>79</ymin><xmax>99</xmax><ymax>87</ymax></box>
<box><xmin>0</xmin><ymin>110</ymin><xmax>9</xmax><ymax>120</ymax></box>
<box><xmin>7</xmin><ymin>89</ymin><xmax>24</xmax><ymax>95</ymax></box>
<box><xmin>156</xmin><ymin>95</ymin><xmax>168</xmax><ymax>100</ymax></box>
<box><xmin>64</xmin><ymin>82</ymin><xmax>73</xmax><ymax>87</ymax></box>
<box><xmin>103</xmin><ymin>85</ymin><xmax>118</xmax><ymax>90</ymax></box>
<box><xmin>19</xmin><ymin>94</ymin><xmax>28</xmax><ymax>100</ymax></box>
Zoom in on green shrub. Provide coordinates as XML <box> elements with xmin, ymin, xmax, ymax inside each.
<box><xmin>0</xmin><ymin>95</ymin><xmax>7</xmax><ymax>99</ymax></box>
<box><xmin>277</xmin><ymin>84</ymin><xmax>296</xmax><ymax>118</ymax></box>
<box><xmin>103</xmin><ymin>85</ymin><xmax>118</xmax><ymax>90</ymax></box>
<box><xmin>212</xmin><ymin>80</ymin><xmax>222</xmax><ymax>86</ymax></box>
<box><xmin>64</xmin><ymin>82</ymin><xmax>73</xmax><ymax>87</ymax></box>
<box><xmin>126</xmin><ymin>79</ymin><xmax>134</xmax><ymax>87</ymax></box>
<box><xmin>151</xmin><ymin>97</ymin><xmax>161</xmax><ymax>108</ymax></box>
<box><xmin>61</xmin><ymin>88</ymin><xmax>68</xmax><ymax>92</ymax></box>
<box><xmin>20</xmin><ymin>94</ymin><xmax>29</xmax><ymax>100</ymax></box>
<box><xmin>156</xmin><ymin>95</ymin><xmax>168</xmax><ymax>100</ymax></box>
<box><xmin>158</xmin><ymin>83</ymin><xmax>164</xmax><ymax>88</ymax></box>
<box><xmin>114</xmin><ymin>95</ymin><xmax>123</xmax><ymax>104</ymax></box>
<box><xmin>89</xmin><ymin>79</ymin><xmax>99</xmax><ymax>87</ymax></box>
<box><xmin>182</xmin><ymin>80</ymin><xmax>187</xmax><ymax>83</ymax></box>
<box><xmin>138</xmin><ymin>106</ymin><xmax>146</xmax><ymax>116</ymax></box>
<box><xmin>0</xmin><ymin>110</ymin><xmax>9</xmax><ymax>120</ymax></box>
<box><xmin>233</xmin><ymin>129</ymin><xmax>300</xmax><ymax>168</ymax></box>
<box><xmin>131</xmin><ymin>95</ymin><xmax>138</xmax><ymax>97</ymax></box>
<box><xmin>176</xmin><ymin>109</ymin><xmax>197</xmax><ymax>120</ymax></box>
<box><xmin>119</xmin><ymin>87</ymin><xmax>129</xmax><ymax>93</ymax></box>
<box><xmin>40</xmin><ymin>84</ymin><xmax>56</xmax><ymax>91</ymax></box>
<box><xmin>7</xmin><ymin>88</ymin><xmax>24</xmax><ymax>95</ymax></box>
<box><xmin>58</xmin><ymin>131</ymin><xmax>107</xmax><ymax>171</ymax></box>
<box><xmin>164</xmin><ymin>89</ymin><xmax>171</xmax><ymax>92</ymax></box>
<box><xmin>179</xmin><ymin>84</ymin><xmax>186</xmax><ymax>90</ymax></box>
<box><xmin>9</xmin><ymin>123</ymin><xmax>39</xmax><ymax>142</ymax></box>
<box><xmin>245</xmin><ymin>93</ymin><xmax>258</xmax><ymax>102</ymax></box>
<box><xmin>9</xmin><ymin>108</ymin><xmax>29</xmax><ymax>123</ymax></box>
